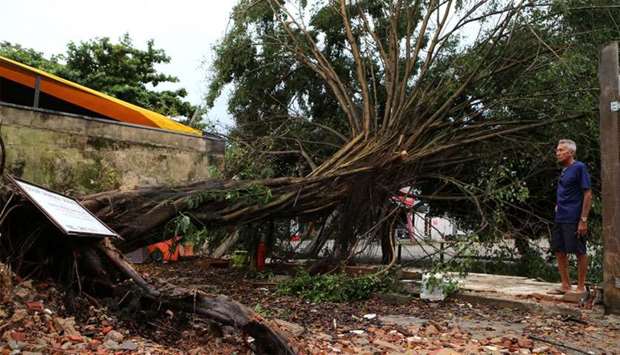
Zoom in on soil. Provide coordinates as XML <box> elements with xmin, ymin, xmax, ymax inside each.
<box><xmin>2</xmin><ymin>258</ymin><xmax>619</xmax><ymax>354</ymax></box>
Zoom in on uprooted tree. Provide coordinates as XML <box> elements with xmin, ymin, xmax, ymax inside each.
<box><xmin>87</xmin><ymin>0</ymin><xmax>583</xmax><ymax>256</ymax></box>
<box><xmin>207</xmin><ymin>0</ymin><xmax>615</xmax><ymax>261</ymax></box>
<box><xmin>0</xmin><ymin>1</ymin><xmax>600</xmax><ymax>353</ymax></box>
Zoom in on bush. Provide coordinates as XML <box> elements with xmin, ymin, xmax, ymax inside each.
<box><xmin>277</xmin><ymin>271</ymin><xmax>400</xmax><ymax>303</ymax></box>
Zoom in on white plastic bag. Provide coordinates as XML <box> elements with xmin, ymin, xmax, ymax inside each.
<box><xmin>420</xmin><ymin>273</ymin><xmax>447</xmax><ymax>301</ymax></box>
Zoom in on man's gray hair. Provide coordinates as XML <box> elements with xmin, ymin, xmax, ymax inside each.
<box><xmin>558</xmin><ymin>139</ymin><xmax>577</xmax><ymax>154</ymax></box>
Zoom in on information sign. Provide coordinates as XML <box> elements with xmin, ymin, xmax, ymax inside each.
<box><xmin>10</xmin><ymin>177</ymin><xmax>119</xmax><ymax>238</ymax></box>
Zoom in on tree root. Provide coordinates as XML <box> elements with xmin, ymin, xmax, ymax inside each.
<box><xmin>97</xmin><ymin>239</ymin><xmax>298</xmax><ymax>354</ymax></box>
<box><xmin>0</xmin><ymin>188</ymin><xmax>298</xmax><ymax>354</ymax></box>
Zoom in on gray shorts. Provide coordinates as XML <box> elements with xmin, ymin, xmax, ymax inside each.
<box><xmin>551</xmin><ymin>223</ymin><xmax>586</xmax><ymax>255</ymax></box>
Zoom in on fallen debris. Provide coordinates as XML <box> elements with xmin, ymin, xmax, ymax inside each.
<box><xmin>528</xmin><ymin>334</ymin><xmax>592</xmax><ymax>355</ymax></box>
<box><xmin>0</xmin><ymin>181</ymin><xmax>297</xmax><ymax>354</ymax></box>
<box><xmin>0</xmin><ymin>263</ymin><xmax>11</xmax><ymax>303</ymax></box>
<box><xmin>0</xmin><ymin>264</ymin><xmax>262</xmax><ymax>354</ymax></box>
<box><xmin>134</xmin><ymin>259</ymin><xmax>620</xmax><ymax>354</ymax></box>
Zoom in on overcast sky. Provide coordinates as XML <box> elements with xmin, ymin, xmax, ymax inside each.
<box><xmin>1</xmin><ymin>0</ymin><xmax>236</xmax><ymax>127</ymax></box>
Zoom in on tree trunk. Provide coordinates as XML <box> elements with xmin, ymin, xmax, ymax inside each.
<box><xmin>98</xmin><ymin>239</ymin><xmax>297</xmax><ymax>354</ymax></box>
<box><xmin>210</xmin><ymin>228</ymin><xmax>241</xmax><ymax>258</ymax></box>
<box><xmin>300</xmin><ymin>212</ymin><xmax>337</xmax><ymax>258</ymax></box>
<box><xmin>380</xmin><ymin>223</ymin><xmax>395</xmax><ymax>265</ymax></box>
<box><xmin>81</xmin><ymin>176</ymin><xmax>349</xmax><ymax>253</ymax></box>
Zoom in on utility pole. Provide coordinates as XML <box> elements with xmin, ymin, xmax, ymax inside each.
<box><xmin>599</xmin><ymin>42</ymin><xmax>620</xmax><ymax>314</ymax></box>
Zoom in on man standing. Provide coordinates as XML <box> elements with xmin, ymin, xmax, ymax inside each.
<box><xmin>553</xmin><ymin>139</ymin><xmax>592</xmax><ymax>294</ymax></box>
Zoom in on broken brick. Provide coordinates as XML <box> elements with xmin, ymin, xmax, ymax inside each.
<box><xmin>25</xmin><ymin>301</ymin><xmax>43</xmax><ymax>312</ymax></box>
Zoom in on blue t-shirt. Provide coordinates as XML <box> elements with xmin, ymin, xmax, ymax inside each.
<box><xmin>555</xmin><ymin>161</ymin><xmax>591</xmax><ymax>223</ymax></box>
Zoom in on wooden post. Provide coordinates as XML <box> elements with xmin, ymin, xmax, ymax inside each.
<box><xmin>599</xmin><ymin>42</ymin><xmax>620</xmax><ymax>314</ymax></box>
<box><xmin>440</xmin><ymin>242</ymin><xmax>445</xmax><ymax>263</ymax></box>
<box><xmin>33</xmin><ymin>75</ymin><xmax>41</xmax><ymax>108</ymax></box>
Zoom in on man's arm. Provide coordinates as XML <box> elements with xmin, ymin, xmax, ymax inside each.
<box><xmin>577</xmin><ymin>189</ymin><xmax>592</xmax><ymax>236</ymax></box>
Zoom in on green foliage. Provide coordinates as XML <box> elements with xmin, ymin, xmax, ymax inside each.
<box><xmin>277</xmin><ymin>271</ymin><xmax>400</xmax><ymax>303</ymax></box>
<box><xmin>206</xmin><ymin>0</ymin><xmax>369</xmax><ymax>176</ymax></box>
<box><xmin>206</xmin><ymin>0</ymin><xmax>613</xmax><ymax>273</ymax></box>
<box><xmin>207</xmin><ymin>165</ymin><xmax>224</xmax><ymax>179</ymax></box>
<box><xmin>0</xmin><ymin>42</ymin><xmax>64</xmax><ymax>73</ymax></box>
<box><xmin>209</xmin><ymin>0</ymin><xmax>611</xmax><ymax>234</ymax></box>
<box><xmin>165</xmin><ymin>213</ymin><xmax>226</xmax><ymax>248</ymax></box>
<box><xmin>231</xmin><ymin>250</ymin><xmax>249</xmax><ymax>268</ymax></box>
<box><xmin>253</xmin><ymin>303</ymin><xmax>271</xmax><ymax>317</ymax></box>
<box><xmin>187</xmin><ymin>183</ymin><xmax>273</xmax><ymax>209</ymax></box>
<box><xmin>1</xmin><ymin>35</ymin><xmax>196</xmax><ymax>118</ymax></box>
<box><xmin>401</xmin><ymin>0</ymin><xmax>616</xmax><ymax>245</ymax></box>
<box><xmin>224</xmin><ymin>142</ymin><xmax>276</xmax><ymax>179</ymax></box>
<box><xmin>422</xmin><ymin>273</ymin><xmax>461</xmax><ymax>296</ymax></box>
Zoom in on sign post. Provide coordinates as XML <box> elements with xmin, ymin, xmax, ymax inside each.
<box><xmin>599</xmin><ymin>42</ymin><xmax>620</xmax><ymax>314</ymax></box>
<box><xmin>9</xmin><ymin>176</ymin><xmax>120</xmax><ymax>239</ymax></box>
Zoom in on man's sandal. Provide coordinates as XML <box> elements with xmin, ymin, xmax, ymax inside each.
<box><xmin>548</xmin><ymin>288</ymin><xmax>569</xmax><ymax>295</ymax></box>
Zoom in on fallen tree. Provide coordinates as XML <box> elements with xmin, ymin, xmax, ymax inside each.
<box><xmin>81</xmin><ymin>0</ymin><xmax>576</xmax><ymax>254</ymax></box>
<box><xmin>0</xmin><ymin>1</ymin><xmax>588</xmax><ymax>354</ymax></box>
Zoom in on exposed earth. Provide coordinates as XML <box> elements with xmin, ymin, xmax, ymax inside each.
<box><xmin>1</xmin><ymin>258</ymin><xmax>619</xmax><ymax>354</ymax></box>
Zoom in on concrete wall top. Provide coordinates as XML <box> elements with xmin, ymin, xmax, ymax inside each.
<box><xmin>0</xmin><ymin>102</ymin><xmax>224</xmax><ymax>154</ymax></box>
